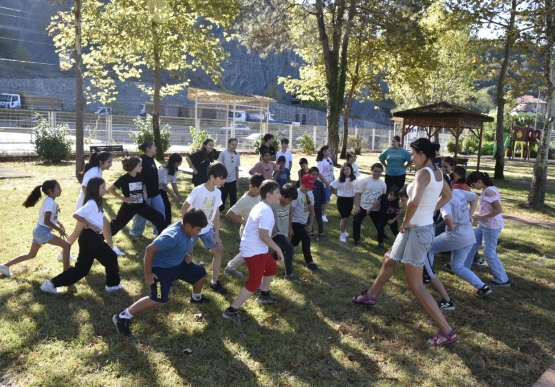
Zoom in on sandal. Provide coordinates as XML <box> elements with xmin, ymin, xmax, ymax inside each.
<box><xmin>351</xmin><ymin>291</ymin><xmax>376</xmax><ymax>305</ymax></box>
<box><xmin>427</xmin><ymin>329</ymin><xmax>458</xmax><ymax>347</ymax></box>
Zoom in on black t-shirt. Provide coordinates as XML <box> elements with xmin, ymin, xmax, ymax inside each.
<box><xmin>140</xmin><ymin>154</ymin><xmax>159</xmax><ymax>198</ymax></box>
<box><xmin>114</xmin><ymin>173</ymin><xmax>144</xmax><ymax>204</ymax></box>
<box><xmin>189</xmin><ymin>150</ymin><xmax>216</xmax><ymax>186</ymax></box>
<box><xmin>378</xmin><ymin>194</ymin><xmax>400</xmax><ymax>220</ymax></box>
<box><xmin>259</xmin><ymin>144</ymin><xmax>276</xmax><ymax>158</ymax></box>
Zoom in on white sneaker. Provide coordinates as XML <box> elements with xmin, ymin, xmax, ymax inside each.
<box><xmin>341</xmin><ymin>231</ymin><xmax>349</xmax><ymax>237</ymax></box>
<box><xmin>105</xmin><ymin>284</ymin><xmax>125</xmax><ymax>293</ymax></box>
<box><xmin>57</xmin><ymin>252</ymin><xmax>76</xmax><ymax>262</ymax></box>
<box><xmin>340</xmin><ymin>234</ymin><xmax>347</xmax><ymax>243</ymax></box>
<box><xmin>322</xmin><ymin>215</ymin><xmax>329</xmax><ymax>223</ymax></box>
<box><xmin>41</xmin><ymin>280</ymin><xmax>61</xmax><ymax>294</ymax></box>
<box><xmin>0</xmin><ymin>264</ymin><xmax>12</xmax><ymax>277</ymax></box>
<box><xmin>112</xmin><ymin>246</ymin><xmax>125</xmax><ymax>256</ymax></box>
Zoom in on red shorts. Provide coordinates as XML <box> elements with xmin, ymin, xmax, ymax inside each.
<box><xmin>244</xmin><ymin>253</ymin><xmax>278</xmax><ymax>292</ymax></box>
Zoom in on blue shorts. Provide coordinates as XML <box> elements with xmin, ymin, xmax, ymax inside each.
<box><xmin>324</xmin><ymin>187</ymin><xmax>331</xmax><ymax>202</ymax></box>
<box><xmin>150</xmin><ymin>261</ymin><xmax>206</xmax><ymax>302</ymax></box>
<box><xmin>32</xmin><ymin>224</ymin><xmax>54</xmax><ymax>245</ymax></box>
<box><xmin>388</xmin><ymin>224</ymin><xmax>434</xmax><ymax>267</ymax></box>
<box><xmin>189</xmin><ymin>227</ymin><xmax>220</xmax><ymax>254</ymax></box>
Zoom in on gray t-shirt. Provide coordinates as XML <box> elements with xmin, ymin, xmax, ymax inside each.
<box><xmin>228</xmin><ymin>192</ymin><xmax>260</xmax><ymax>236</ymax></box>
<box><xmin>271</xmin><ymin>202</ymin><xmax>292</xmax><ymax>237</ymax></box>
<box><xmin>440</xmin><ymin>189</ymin><xmax>477</xmax><ymax>225</ymax></box>
<box><xmin>291</xmin><ymin>189</ymin><xmax>314</xmax><ymax>224</ymax></box>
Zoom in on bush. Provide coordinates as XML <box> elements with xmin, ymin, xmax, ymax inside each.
<box><xmin>298</xmin><ymin>133</ymin><xmax>314</xmax><ymax>155</ymax></box>
<box><xmin>348</xmin><ymin>134</ymin><xmax>366</xmax><ymax>155</ymax></box>
<box><xmin>254</xmin><ymin>133</ymin><xmax>280</xmax><ymax>154</ymax></box>
<box><xmin>461</xmin><ymin>136</ymin><xmax>479</xmax><ymax>155</ymax></box>
<box><xmin>129</xmin><ymin>114</ymin><xmax>171</xmax><ymax>152</ymax></box>
<box><xmin>33</xmin><ymin>115</ymin><xmax>73</xmax><ymax>162</ymax></box>
<box><xmin>188</xmin><ymin>126</ymin><xmax>213</xmax><ymax>154</ymax></box>
<box><xmin>446</xmin><ymin>136</ymin><xmax>457</xmax><ymax>153</ymax></box>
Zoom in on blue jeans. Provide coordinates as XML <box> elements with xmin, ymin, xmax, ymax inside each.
<box><xmin>466</xmin><ymin>226</ymin><xmax>508</xmax><ymax>284</ymax></box>
<box><xmin>130</xmin><ymin>195</ymin><xmax>165</xmax><ymax>235</ymax></box>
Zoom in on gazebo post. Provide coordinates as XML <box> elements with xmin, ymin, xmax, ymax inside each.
<box><xmin>477</xmin><ymin>124</ymin><xmax>483</xmax><ymax>171</ymax></box>
<box><xmin>401</xmin><ymin>121</ymin><xmax>406</xmax><ymax>147</ymax></box>
<box><xmin>454</xmin><ymin>123</ymin><xmax>460</xmax><ymax>161</ymax></box>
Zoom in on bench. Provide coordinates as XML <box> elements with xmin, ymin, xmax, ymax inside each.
<box><xmin>455</xmin><ymin>157</ymin><xmax>469</xmax><ymax>168</ymax></box>
<box><xmin>90</xmin><ymin>145</ymin><xmax>128</xmax><ymax>157</ymax></box>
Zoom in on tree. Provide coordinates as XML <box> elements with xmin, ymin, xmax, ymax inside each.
<box><xmin>49</xmin><ymin>0</ymin><xmax>239</xmax><ymax>161</ymax></box>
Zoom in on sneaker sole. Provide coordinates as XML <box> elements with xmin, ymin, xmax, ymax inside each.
<box><xmin>222</xmin><ymin>312</ymin><xmax>248</xmax><ymax>323</ymax></box>
<box><xmin>478</xmin><ymin>291</ymin><xmax>493</xmax><ymax>297</ymax></box>
<box><xmin>112</xmin><ymin>314</ymin><xmax>131</xmax><ymax>336</ymax></box>
<box><xmin>256</xmin><ymin>298</ymin><xmax>277</xmax><ymax>304</ymax></box>
<box><xmin>490</xmin><ymin>283</ymin><xmax>510</xmax><ymax>288</ymax></box>
<box><xmin>440</xmin><ymin>306</ymin><xmax>455</xmax><ymax>311</ymax></box>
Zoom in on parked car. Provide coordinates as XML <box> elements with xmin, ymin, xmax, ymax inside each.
<box><xmin>19</xmin><ymin>115</ymin><xmax>41</xmax><ymax>128</ymax></box>
<box><xmin>219</xmin><ymin>124</ymin><xmax>251</xmax><ymax>132</ymax></box>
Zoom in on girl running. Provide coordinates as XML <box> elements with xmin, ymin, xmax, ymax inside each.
<box><xmin>40</xmin><ymin>178</ymin><xmax>124</xmax><ymax>294</ymax></box>
<box><xmin>316</xmin><ymin>146</ymin><xmax>334</xmax><ymax>222</ymax></box>
<box><xmin>330</xmin><ymin>163</ymin><xmax>357</xmax><ymax>243</ymax></box>
<box><xmin>158</xmin><ymin>153</ymin><xmax>183</xmax><ymax>225</ymax></box>
<box><xmin>0</xmin><ymin>180</ymin><xmax>71</xmax><ymax>277</ymax></box>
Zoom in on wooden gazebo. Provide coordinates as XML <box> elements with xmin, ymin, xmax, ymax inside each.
<box><xmin>393</xmin><ymin>102</ymin><xmax>494</xmax><ymax>171</ymax></box>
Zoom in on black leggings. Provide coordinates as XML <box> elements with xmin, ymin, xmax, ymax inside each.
<box><xmin>290</xmin><ymin>222</ymin><xmax>314</xmax><ymax>265</ymax></box>
<box><xmin>385</xmin><ymin>174</ymin><xmax>406</xmax><ymax>192</ymax></box>
<box><xmin>219</xmin><ymin>181</ymin><xmax>238</xmax><ymax>212</ymax></box>
<box><xmin>377</xmin><ymin>218</ymin><xmax>399</xmax><ymax>243</ymax></box>
<box><xmin>159</xmin><ymin>189</ymin><xmax>173</xmax><ymax>225</ymax></box>
<box><xmin>352</xmin><ymin>209</ymin><xmax>380</xmax><ymax>243</ymax></box>
<box><xmin>111</xmin><ymin>203</ymin><xmax>167</xmax><ymax>236</ymax></box>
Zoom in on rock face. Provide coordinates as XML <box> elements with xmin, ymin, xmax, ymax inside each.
<box><xmin>0</xmin><ymin>0</ymin><xmax>392</xmax><ymax>125</ymax></box>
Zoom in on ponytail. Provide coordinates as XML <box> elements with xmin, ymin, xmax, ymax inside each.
<box><xmin>23</xmin><ymin>180</ymin><xmax>58</xmax><ymax>208</ymax></box>
<box><xmin>452</xmin><ymin>166</ymin><xmax>466</xmax><ymax>184</ymax></box>
<box><xmin>138</xmin><ymin>141</ymin><xmax>154</xmax><ymax>153</ymax></box>
<box><xmin>316</xmin><ymin>145</ymin><xmax>329</xmax><ymax>162</ymax></box>
<box><xmin>466</xmin><ymin>171</ymin><xmax>494</xmax><ymax>187</ymax></box>
<box><xmin>82</xmin><ymin>151</ymin><xmax>112</xmax><ymax>174</ymax></box>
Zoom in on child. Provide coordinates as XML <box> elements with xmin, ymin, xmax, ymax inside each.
<box><xmin>0</xmin><ymin>180</ymin><xmax>71</xmax><ymax>278</ymax></box>
<box><xmin>465</xmin><ymin>171</ymin><xmax>510</xmax><ymax>287</ymax></box>
<box><xmin>368</xmin><ymin>186</ymin><xmax>402</xmax><ymax>248</ymax></box>
<box><xmin>109</xmin><ymin>156</ymin><xmax>168</xmax><ymax>237</ymax></box>
<box><xmin>218</xmin><ymin>138</ymin><xmax>241</xmax><ymax>213</ymax></box>
<box><xmin>259</xmin><ymin>133</ymin><xmax>276</xmax><ymax>161</ymax></box>
<box><xmin>249</xmin><ymin>149</ymin><xmax>279</xmax><ymax>180</ymax></box>
<box><xmin>451</xmin><ymin>166</ymin><xmax>470</xmax><ymax>191</ymax></box>
<box><xmin>309</xmin><ymin>166</ymin><xmax>328</xmax><ymax>241</ymax></box>
<box><xmin>158</xmin><ymin>153</ymin><xmax>183</xmax><ymax>225</ymax></box>
<box><xmin>346</xmin><ymin>151</ymin><xmax>360</xmax><ymax>178</ymax></box>
<box><xmin>113</xmin><ymin>209</ymin><xmax>210</xmax><ymax>336</ymax></box>
<box><xmin>296</xmin><ymin>158</ymin><xmax>310</xmax><ymax>187</ymax></box>
<box><xmin>316</xmin><ymin>145</ymin><xmax>334</xmax><ymax>222</ymax></box>
<box><xmin>223</xmin><ymin>173</ymin><xmax>265</xmax><ymax>277</ymax></box>
<box><xmin>222</xmin><ymin>180</ymin><xmax>285</xmax><ymax>323</ymax></box>
<box><xmin>271</xmin><ymin>183</ymin><xmax>299</xmax><ymax>282</ymax></box>
<box><xmin>41</xmin><ymin>178</ymin><xmax>124</xmax><ymax>294</ymax></box>
<box><xmin>330</xmin><ymin>163</ymin><xmax>357</xmax><ymax>243</ymax></box>
<box><xmin>441</xmin><ymin>156</ymin><xmax>455</xmax><ymax>186</ymax></box>
<box><xmin>181</xmin><ymin>162</ymin><xmax>228</xmax><ymax>294</ymax></box>
<box><xmin>291</xmin><ymin>174</ymin><xmax>321</xmax><ymax>272</ymax></box>
<box><xmin>186</xmin><ymin>138</ymin><xmax>217</xmax><ymax>187</ymax></box>
<box><xmin>276</xmin><ymin>138</ymin><xmax>293</xmax><ymax>171</ymax></box>
<box><xmin>274</xmin><ymin>155</ymin><xmax>291</xmax><ymax>188</ymax></box>
<box><xmin>66</xmin><ymin>151</ymin><xmax>119</xmax><ymax>259</ymax></box>
<box><xmin>352</xmin><ymin>163</ymin><xmax>387</xmax><ymax>247</ymax></box>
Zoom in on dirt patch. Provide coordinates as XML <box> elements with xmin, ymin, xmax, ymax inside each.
<box><xmin>503</xmin><ymin>213</ymin><xmax>555</xmax><ymax>230</ymax></box>
<box><xmin>0</xmin><ymin>166</ymin><xmax>31</xmax><ymax>180</ymax></box>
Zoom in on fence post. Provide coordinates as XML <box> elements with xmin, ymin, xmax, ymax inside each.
<box><xmin>289</xmin><ymin>124</ymin><xmax>293</xmax><ymax>151</ymax></box>
<box><xmin>313</xmin><ymin>125</ymin><xmax>317</xmax><ymax>148</ymax></box>
<box><xmin>372</xmin><ymin>128</ymin><xmax>375</xmax><ymax>151</ymax></box>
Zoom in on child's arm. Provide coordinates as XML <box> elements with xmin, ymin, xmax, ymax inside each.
<box><xmin>212</xmin><ymin>212</ymin><xmax>223</xmax><ymax>249</ymax></box>
<box><xmin>319</xmin><ymin>173</ymin><xmax>330</xmax><ymax>187</ymax></box>
<box><xmin>468</xmin><ymin>195</ymin><xmax>479</xmax><ymax>218</ymax></box>
<box><xmin>185</xmin><ymin>156</ymin><xmax>197</xmax><ymax>175</ymax></box>
<box><xmin>287</xmin><ymin>170</ymin><xmax>291</xmax><ymax>182</ymax></box>
<box><xmin>171</xmin><ymin>182</ymin><xmax>182</xmax><ymax>202</ymax></box>
<box><xmin>143</xmin><ymin>243</ymin><xmax>159</xmax><ymax>286</ymax></box>
<box><xmin>443</xmin><ymin>215</ymin><xmax>456</xmax><ymax>230</ymax></box>
<box><xmin>307</xmin><ymin>204</ymin><xmax>314</xmax><ymax>233</ymax></box>
<box><xmin>235</xmin><ymin>166</ymin><xmax>240</xmax><ymax>188</ymax></box>
<box><xmin>102</xmin><ymin>216</ymin><xmax>115</xmax><ymax>249</ymax></box>
<box><xmin>143</xmin><ymin>185</ymin><xmax>148</xmax><ymax>201</ymax></box>
<box><xmin>473</xmin><ymin>194</ymin><xmax>502</xmax><ymax>221</ymax></box>
<box><xmin>289</xmin><ymin>207</ymin><xmax>294</xmax><ymax>238</ymax></box>
<box><xmin>298</xmin><ymin>169</ymin><xmax>302</xmax><ymax>180</ymax></box>
<box><xmin>259</xmin><ymin>229</ymin><xmax>284</xmax><ymax>263</ymax></box>
<box><xmin>249</xmin><ymin>163</ymin><xmax>258</xmax><ymax>176</ymax></box>
<box><xmin>181</xmin><ymin>201</ymin><xmax>191</xmax><ymax>217</ymax></box>
<box><xmin>367</xmin><ymin>202</ymin><xmax>379</xmax><ymax>214</ymax></box>
<box><xmin>43</xmin><ymin>211</ymin><xmax>67</xmax><ymax>238</ymax></box>
<box><xmin>73</xmin><ymin>214</ymin><xmax>102</xmax><ymax>233</ymax></box>
<box><xmin>109</xmin><ymin>184</ymin><xmax>131</xmax><ymax>204</ymax></box>
<box><xmin>389</xmin><ymin>211</ymin><xmax>402</xmax><ymax>224</ymax></box>
<box><xmin>227</xmin><ymin>210</ymin><xmax>246</xmax><ymax>227</ymax></box>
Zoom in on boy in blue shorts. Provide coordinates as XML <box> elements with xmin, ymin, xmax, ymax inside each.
<box><xmin>112</xmin><ymin>209</ymin><xmax>209</xmax><ymax>336</ymax></box>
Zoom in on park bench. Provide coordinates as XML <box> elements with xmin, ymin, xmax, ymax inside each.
<box><xmin>89</xmin><ymin>145</ymin><xmax>128</xmax><ymax>158</ymax></box>
<box><xmin>455</xmin><ymin>157</ymin><xmax>469</xmax><ymax>168</ymax></box>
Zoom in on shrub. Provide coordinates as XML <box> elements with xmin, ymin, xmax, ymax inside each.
<box><xmin>129</xmin><ymin>114</ymin><xmax>171</xmax><ymax>152</ymax></box>
<box><xmin>461</xmin><ymin>136</ymin><xmax>479</xmax><ymax>155</ymax></box>
<box><xmin>33</xmin><ymin>115</ymin><xmax>73</xmax><ymax>162</ymax></box>
<box><xmin>188</xmin><ymin>126</ymin><xmax>213</xmax><ymax>154</ymax></box>
<box><xmin>298</xmin><ymin>133</ymin><xmax>314</xmax><ymax>155</ymax></box>
<box><xmin>348</xmin><ymin>134</ymin><xmax>366</xmax><ymax>155</ymax></box>
<box><xmin>446</xmin><ymin>136</ymin><xmax>457</xmax><ymax>153</ymax></box>
<box><xmin>254</xmin><ymin>133</ymin><xmax>280</xmax><ymax>154</ymax></box>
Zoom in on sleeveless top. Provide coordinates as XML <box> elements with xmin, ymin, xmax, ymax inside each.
<box><xmin>407</xmin><ymin>167</ymin><xmax>443</xmax><ymax>226</ymax></box>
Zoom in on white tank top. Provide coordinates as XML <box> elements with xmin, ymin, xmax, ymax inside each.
<box><xmin>407</xmin><ymin>167</ymin><xmax>443</xmax><ymax>226</ymax></box>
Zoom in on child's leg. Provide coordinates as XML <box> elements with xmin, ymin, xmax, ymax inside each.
<box><xmin>94</xmin><ymin>240</ymin><xmax>120</xmax><ymax>287</ymax></box>
<box><xmin>451</xmin><ymin>244</ymin><xmax>485</xmax><ymax>289</ymax></box>
<box><xmin>50</xmin><ymin>231</ymin><xmax>97</xmax><ymax>287</ymax></box>
<box><xmin>272</xmin><ymin>235</ymin><xmax>294</xmax><ymax>276</ymax></box>
<box><xmin>352</xmin><ymin>210</ymin><xmax>367</xmax><ymax>243</ymax></box>
<box><xmin>110</xmin><ymin>203</ymin><xmax>138</xmax><ymax>237</ymax></box>
<box><xmin>340</xmin><ymin>218</ymin><xmax>348</xmax><ymax>233</ymax></box>
<box><xmin>67</xmin><ymin>221</ymin><xmax>84</xmax><ymax>245</ymax></box>
<box><xmin>226</xmin><ymin>252</ymin><xmax>245</xmax><ymax>271</ymax></box>
<box><xmin>127</xmin><ymin>296</ymin><xmax>162</xmax><ymax>315</ymax></box>
<box><xmin>313</xmin><ymin>205</ymin><xmax>324</xmax><ymax>235</ymax></box>
<box><xmin>219</xmin><ymin>182</ymin><xmax>229</xmax><ymax>213</ymax></box>
<box><xmin>368</xmin><ymin>211</ymin><xmax>380</xmax><ymax>234</ymax></box>
<box><xmin>210</xmin><ymin>247</ymin><xmax>223</xmax><ymax>283</ymax></box>
<box><xmin>136</xmin><ymin>203</ymin><xmax>168</xmax><ymax>235</ymax></box>
<box><xmin>389</xmin><ymin>220</ymin><xmax>399</xmax><ymax>236</ymax></box>
<box><xmin>2</xmin><ymin>242</ymin><xmax>42</xmax><ymax>267</ymax></box>
<box><xmin>228</xmin><ymin>181</ymin><xmax>238</xmax><ymax>208</ymax></box>
<box><xmin>292</xmin><ymin>223</ymin><xmax>313</xmax><ymax>265</ymax></box>
<box><xmin>430</xmin><ymin>277</ymin><xmax>451</xmax><ymax>302</ymax></box>
<box><xmin>482</xmin><ymin>227</ymin><xmax>509</xmax><ymax>283</ymax></box>
<box><xmin>260</xmin><ymin>254</ymin><xmax>277</xmax><ymax>291</ymax></box>
<box><xmin>231</xmin><ymin>255</ymin><xmax>265</xmax><ymax>309</ymax></box>
<box><xmin>376</xmin><ymin>218</ymin><xmax>387</xmax><ymax>243</ymax></box>
<box><xmin>48</xmin><ymin>235</ymin><xmax>71</xmax><ymax>269</ymax></box>
<box><xmin>159</xmin><ymin>189</ymin><xmax>172</xmax><ymax>225</ymax></box>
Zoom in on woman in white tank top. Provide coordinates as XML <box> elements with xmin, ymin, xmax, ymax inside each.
<box><xmin>352</xmin><ymin>138</ymin><xmax>458</xmax><ymax>347</ymax></box>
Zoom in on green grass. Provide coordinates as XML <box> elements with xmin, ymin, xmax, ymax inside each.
<box><xmin>0</xmin><ymin>155</ymin><xmax>554</xmax><ymax>386</ymax></box>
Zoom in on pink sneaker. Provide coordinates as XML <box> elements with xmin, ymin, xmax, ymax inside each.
<box><xmin>351</xmin><ymin>291</ymin><xmax>376</xmax><ymax>305</ymax></box>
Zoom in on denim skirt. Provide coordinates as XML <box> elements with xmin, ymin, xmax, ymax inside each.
<box><xmin>32</xmin><ymin>224</ymin><xmax>54</xmax><ymax>245</ymax></box>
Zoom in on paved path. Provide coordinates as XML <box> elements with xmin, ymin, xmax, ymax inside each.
<box><xmin>0</xmin><ymin>166</ymin><xmax>31</xmax><ymax>179</ymax></box>
<box><xmin>503</xmin><ymin>213</ymin><xmax>555</xmax><ymax>230</ymax></box>
<box><xmin>533</xmin><ymin>363</ymin><xmax>555</xmax><ymax>387</ymax></box>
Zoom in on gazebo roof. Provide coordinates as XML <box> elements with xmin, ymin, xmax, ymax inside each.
<box><xmin>188</xmin><ymin>87</ymin><xmax>274</xmax><ymax>110</ymax></box>
<box><xmin>393</xmin><ymin>102</ymin><xmax>494</xmax><ymax>124</ymax></box>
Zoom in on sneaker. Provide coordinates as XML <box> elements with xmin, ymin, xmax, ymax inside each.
<box><xmin>105</xmin><ymin>284</ymin><xmax>125</xmax><ymax>293</ymax></box>
<box><xmin>322</xmin><ymin>215</ymin><xmax>329</xmax><ymax>223</ymax></box>
<box><xmin>112</xmin><ymin>313</ymin><xmax>132</xmax><ymax>336</ymax></box>
<box><xmin>128</xmin><ymin>232</ymin><xmax>141</xmax><ymax>237</ymax></box>
<box><xmin>40</xmin><ymin>280</ymin><xmax>60</xmax><ymax>294</ymax></box>
<box><xmin>377</xmin><ymin>243</ymin><xmax>384</xmax><ymax>249</ymax></box>
<box><xmin>383</xmin><ymin>234</ymin><xmax>390</xmax><ymax>240</ymax></box>
<box><xmin>423</xmin><ymin>277</ymin><xmax>430</xmax><ymax>286</ymax></box>
<box><xmin>476</xmin><ymin>285</ymin><xmax>493</xmax><ymax>297</ymax></box>
<box><xmin>444</xmin><ymin>264</ymin><xmax>454</xmax><ymax>273</ymax></box>
<box><xmin>188</xmin><ymin>294</ymin><xmax>210</xmax><ymax>304</ymax></box>
<box><xmin>0</xmin><ymin>264</ymin><xmax>12</xmax><ymax>277</ymax></box>
<box><xmin>222</xmin><ymin>309</ymin><xmax>249</xmax><ymax>323</ymax></box>
<box><xmin>57</xmin><ymin>252</ymin><xmax>76</xmax><ymax>262</ymax></box>
<box><xmin>318</xmin><ymin>234</ymin><xmax>328</xmax><ymax>241</ymax></box>
<box><xmin>256</xmin><ymin>292</ymin><xmax>278</xmax><ymax>304</ymax></box>
<box><xmin>305</xmin><ymin>262</ymin><xmax>321</xmax><ymax>273</ymax></box>
<box><xmin>354</xmin><ymin>240</ymin><xmax>360</xmax><ymax>247</ymax></box>
<box><xmin>341</xmin><ymin>231</ymin><xmax>349</xmax><ymax>237</ymax></box>
<box><xmin>224</xmin><ymin>267</ymin><xmax>244</xmax><ymax>277</ymax></box>
<box><xmin>437</xmin><ymin>299</ymin><xmax>455</xmax><ymax>311</ymax></box>
<box><xmin>284</xmin><ymin>274</ymin><xmax>300</xmax><ymax>284</ymax></box>
<box><xmin>112</xmin><ymin>246</ymin><xmax>125</xmax><ymax>256</ymax></box>
<box><xmin>309</xmin><ymin>233</ymin><xmax>315</xmax><ymax>239</ymax></box>
<box><xmin>489</xmin><ymin>279</ymin><xmax>511</xmax><ymax>287</ymax></box>
<box><xmin>209</xmin><ymin>280</ymin><xmax>228</xmax><ymax>295</ymax></box>
<box><xmin>340</xmin><ymin>234</ymin><xmax>347</xmax><ymax>243</ymax></box>
<box><xmin>474</xmin><ymin>258</ymin><xmax>485</xmax><ymax>267</ymax></box>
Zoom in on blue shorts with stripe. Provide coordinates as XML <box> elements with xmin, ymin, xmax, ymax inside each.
<box><xmin>149</xmin><ymin>261</ymin><xmax>206</xmax><ymax>303</ymax></box>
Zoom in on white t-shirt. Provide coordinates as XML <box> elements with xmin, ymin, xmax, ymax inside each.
<box><xmin>330</xmin><ymin>177</ymin><xmax>357</xmax><ymax>198</ymax></box>
<box><xmin>218</xmin><ymin>149</ymin><xmax>240</xmax><ymax>182</ymax></box>
<box><xmin>158</xmin><ymin>166</ymin><xmax>178</xmax><ymax>189</ymax></box>
<box><xmin>276</xmin><ymin>149</ymin><xmax>293</xmax><ymax>170</ymax></box>
<box><xmin>355</xmin><ymin>177</ymin><xmax>387</xmax><ymax>210</ymax></box>
<box><xmin>352</xmin><ymin>162</ymin><xmax>360</xmax><ymax>178</ymax></box>
<box><xmin>76</xmin><ymin>167</ymin><xmax>102</xmax><ymax>210</ymax></box>
<box><xmin>185</xmin><ymin>184</ymin><xmax>222</xmax><ymax>234</ymax></box>
<box><xmin>228</xmin><ymin>192</ymin><xmax>260</xmax><ymax>236</ymax></box>
<box><xmin>292</xmin><ymin>188</ymin><xmax>314</xmax><ymax>224</ymax></box>
<box><xmin>37</xmin><ymin>197</ymin><xmax>59</xmax><ymax>227</ymax></box>
<box><xmin>240</xmin><ymin>201</ymin><xmax>275</xmax><ymax>258</ymax></box>
<box><xmin>74</xmin><ymin>199</ymin><xmax>105</xmax><ymax>231</ymax></box>
<box><xmin>317</xmin><ymin>157</ymin><xmax>334</xmax><ymax>184</ymax></box>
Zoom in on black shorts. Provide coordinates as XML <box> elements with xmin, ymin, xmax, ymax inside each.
<box><xmin>337</xmin><ymin>196</ymin><xmax>354</xmax><ymax>219</ymax></box>
<box><xmin>150</xmin><ymin>261</ymin><xmax>206</xmax><ymax>303</ymax></box>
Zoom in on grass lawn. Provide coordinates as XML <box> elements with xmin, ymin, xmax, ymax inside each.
<box><xmin>0</xmin><ymin>153</ymin><xmax>554</xmax><ymax>387</ymax></box>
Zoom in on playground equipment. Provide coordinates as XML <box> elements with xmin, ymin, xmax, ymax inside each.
<box><xmin>509</xmin><ymin>126</ymin><xmax>555</xmax><ymax>160</ymax></box>
<box><xmin>477</xmin><ymin>133</ymin><xmax>510</xmax><ymax>156</ymax></box>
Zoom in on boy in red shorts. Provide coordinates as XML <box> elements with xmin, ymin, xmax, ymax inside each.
<box><xmin>222</xmin><ymin>180</ymin><xmax>284</xmax><ymax>323</ymax></box>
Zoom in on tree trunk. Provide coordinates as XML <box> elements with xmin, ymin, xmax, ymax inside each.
<box><xmin>340</xmin><ymin>88</ymin><xmax>355</xmax><ymax>159</ymax></box>
<box><xmin>528</xmin><ymin>0</ymin><xmax>555</xmax><ymax>206</ymax></box>
<box><xmin>326</xmin><ymin>83</ymin><xmax>342</xmax><ymax>164</ymax></box>
<box><xmin>494</xmin><ymin>0</ymin><xmax>517</xmax><ymax>180</ymax></box>
<box><xmin>152</xmin><ymin>45</ymin><xmax>165</xmax><ymax>162</ymax></box>
<box><xmin>74</xmin><ymin>0</ymin><xmax>85</xmax><ymax>182</ymax></box>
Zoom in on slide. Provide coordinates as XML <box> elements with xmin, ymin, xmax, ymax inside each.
<box><xmin>476</xmin><ymin>133</ymin><xmax>510</xmax><ymax>155</ymax></box>
<box><xmin>550</xmin><ymin>146</ymin><xmax>555</xmax><ymax>159</ymax></box>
